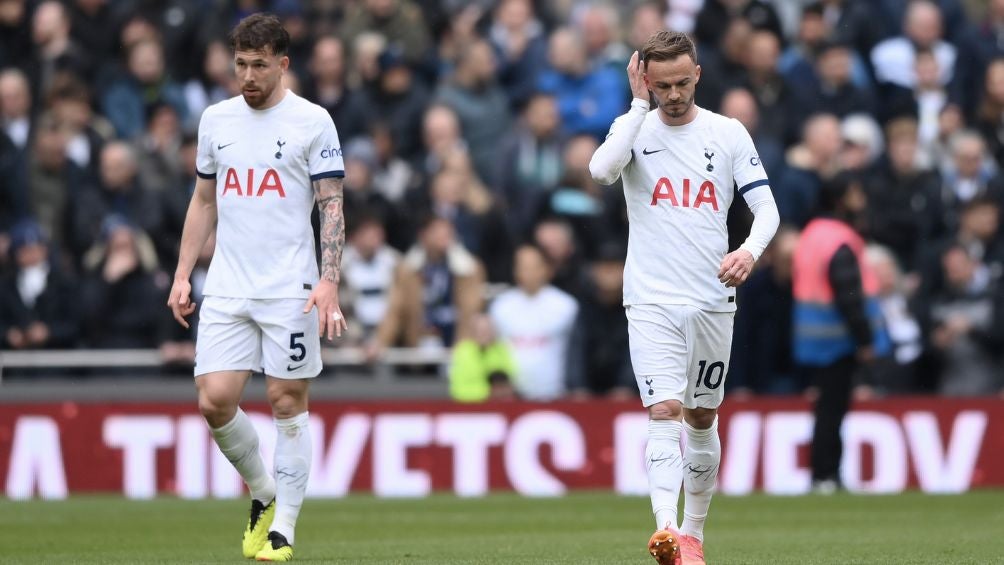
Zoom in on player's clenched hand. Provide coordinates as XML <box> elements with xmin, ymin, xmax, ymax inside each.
<box><xmin>718</xmin><ymin>249</ymin><xmax>755</xmax><ymax>288</ymax></box>
<box><xmin>304</xmin><ymin>279</ymin><xmax>347</xmax><ymax>340</ymax></box>
<box><xmin>167</xmin><ymin>278</ymin><xmax>197</xmax><ymax>329</ymax></box>
<box><xmin>627</xmin><ymin>50</ymin><xmax>649</xmax><ymax>101</ymax></box>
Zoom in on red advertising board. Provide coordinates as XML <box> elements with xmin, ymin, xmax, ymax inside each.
<box><xmin>2</xmin><ymin>397</ymin><xmax>1002</xmax><ymax>499</ymax></box>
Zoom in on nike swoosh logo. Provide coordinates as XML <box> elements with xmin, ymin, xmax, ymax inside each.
<box><xmin>650</xmin><ymin>456</ymin><xmax>674</xmax><ymax>463</ymax></box>
<box><xmin>694</xmin><ymin>392</ymin><xmax>712</xmax><ymax>398</ymax></box>
<box><xmin>217</xmin><ymin>142</ymin><xmax>235</xmax><ymax>150</ymax></box>
<box><xmin>642</xmin><ymin>148</ymin><xmax>666</xmax><ymax>155</ymax></box>
<box><xmin>287</xmin><ymin>363</ymin><xmax>306</xmax><ymax>371</ymax></box>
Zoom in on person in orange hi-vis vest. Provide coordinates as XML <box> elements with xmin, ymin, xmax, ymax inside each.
<box><xmin>793</xmin><ymin>172</ymin><xmax>891</xmax><ymax>494</ymax></box>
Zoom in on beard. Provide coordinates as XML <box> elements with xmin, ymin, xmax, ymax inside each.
<box><xmin>661</xmin><ymin>97</ymin><xmax>693</xmax><ymax>118</ymax></box>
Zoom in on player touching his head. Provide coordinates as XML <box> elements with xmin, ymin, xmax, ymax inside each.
<box><xmin>167</xmin><ymin>13</ymin><xmax>347</xmax><ymax>562</ymax></box>
<box><xmin>589</xmin><ymin>31</ymin><xmax>779</xmax><ymax>565</ymax></box>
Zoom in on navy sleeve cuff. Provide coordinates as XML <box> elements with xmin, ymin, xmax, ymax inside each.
<box><xmin>738</xmin><ymin>179</ymin><xmax>769</xmax><ymax>195</ymax></box>
<box><xmin>196</xmin><ymin>170</ymin><xmax>216</xmax><ymax>180</ymax></box>
<box><xmin>310</xmin><ymin>170</ymin><xmax>345</xmax><ymax>181</ymax></box>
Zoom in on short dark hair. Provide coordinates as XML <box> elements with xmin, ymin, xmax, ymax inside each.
<box><xmin>641</xmin><ymin>31</ymin><xmax>698</xmax><ymax>65</ymax></box>
<box><xmin>229</xmin><ymin>13</ymin><xmax>289</xmax><ymax>56</ymax></box>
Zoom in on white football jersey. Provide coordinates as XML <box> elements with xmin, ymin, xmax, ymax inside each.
<box><xmin>616</xmin><ymin>107</ymin><xmax>768</xmax><ymax>312</ymax></box>
<box><xmin>196</xmin><ymin>91</ymin><xmax>344</xmax><ymax>299</ymax></box>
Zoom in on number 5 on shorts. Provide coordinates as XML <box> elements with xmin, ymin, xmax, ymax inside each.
<box><xmin>289</xmin><ymin>332</ymin><xmax>306</xmax><ymax>362</ymax></box>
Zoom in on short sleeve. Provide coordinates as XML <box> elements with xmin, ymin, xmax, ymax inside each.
<box><xmin>195</xmin><ymin>111</ymin><xmax>216</xmax><ymax>179</ymax></box>
<box><xmin>308</xmin><ymin>112</ymin><xmax>345</xmax><ymax>181</ymax></box>
<box><xmin>730</xmin><ymin>118</ymin><xmax>769</xmax><ymax>196</ymax></box>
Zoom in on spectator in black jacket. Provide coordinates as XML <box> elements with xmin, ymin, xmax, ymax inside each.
<box><xmin>0</xmin><ymin>219</ymin><xmax>80</xmax><ymax>351</ymax></box>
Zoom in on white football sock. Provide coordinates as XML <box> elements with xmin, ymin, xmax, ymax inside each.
<box><xmin>646</xmin><ymin>419</ymin><xmax>684</xmax><ymax>531</ymax></box>
<box><xmin>271</xmin><ymin>411</ymin><xmax>311</xmax><ymax>545</ymax></box>
<box><xmin>210</xmin><ymin>408</ymin><xmax>275</xmax><ymax>504</ymax></box>
<box><xmin>681</xmin><ymin>417</ymin><xmax>721</xmax><ymax>542</ymax></box>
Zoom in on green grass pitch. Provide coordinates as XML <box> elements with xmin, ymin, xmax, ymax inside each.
<box><xmin>2</xmin><ymin>491</ymin><xmax>1003</xmax><ymax>564</ymax></box>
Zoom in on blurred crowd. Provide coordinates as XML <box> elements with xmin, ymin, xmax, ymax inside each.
<box><xmin>1</xmin><ymin>0</ymin><xmax>1003</xmax><ymax>399</ymax></box>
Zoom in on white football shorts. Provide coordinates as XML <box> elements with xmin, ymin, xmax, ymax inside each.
<box><xmin>626</xmin><ymin>303</ymin><xmax>734</xmax><ymax>409</ymax></box>
<box><xmin>194</xmin><ymin>296</ymin><xmax>322</xmax><ymax>379</ymax></box>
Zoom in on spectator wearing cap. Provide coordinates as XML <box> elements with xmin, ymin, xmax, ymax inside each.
<box><xmin>0</xmin><ymin>219</ymin><xmax>80</xmax><ymax>351</ymax></box>
<box><xmin>355</xmin><ymin>46</ymin><xmax>430</xmax><ymax>161</ymax></box>
<box><xmin>79</xmin><ymin>215</ymin><xmax>167</xmax><ymax>349</ymax></box>
<box><xmin>839</xmin><ymin>113</ymin><xmax>884</xmax><ymax>173</ymax></box>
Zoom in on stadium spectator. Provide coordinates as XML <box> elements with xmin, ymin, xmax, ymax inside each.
<box><xmin>627</xmin><ymin>2</ymin><xmax>666</xmax><ymax>53</ymax></box>
<box><xmin>340</xmin><ymin>0</ymin><xmax>432</xmax><ymax>67</ymax></box>
<box><xmin>425</xmin><ymin>165</ymin><xmax>512</xmax><ymax>283</ymax></box>
<box><xmin>533</xmin><ymin>217</ymin><xmax>590</xmax><ymax>299</ymax></box>
<box><xmin>807</xmin><ymin>40</ymin><xmax>876</xmax><ymax>119</ymax></box>
<box><xmin>864</xmin><ymin>117</ymin><xmax>943</xmax><ymax>271</ymax></box>
<box><xmin>301</xmin><ymin>36</ymin><xmax>367</xmax><ymax>144</ymax></box>
<box><xmin>134</xmin><ymin>103</ymin><xmax>184</xmax><ymax>195</ymax></box>
<box><xmin>774</xmin><ymin>113</ymin><xmax>844</xmax><ymax>227</ymax></box>
<box><xmin>0</xmin><ymin>219</ymin><xmax>80</xmax><ymax>350</ymax></box>
<box><xmin>575</xmin><ymin>2</ymin><xmax>631</xmax><ymax>72</ymax></box>
<box><xmin>74</xmin><ymin>141</ymin><xmax>172</xmax><ymax>263</ymax></box>
<box><xmin>537</xmin><ymin>27</ymin><xmax>626</xmax><ymax>141</ymax></box>
<box><xmin>839</xmin><ymin>113</ymin><xmax>885</xmax><ymax>173</ymax></box>
<box><xmin>730</xmin><ymin>227</ymin><xmax>799</xmax><ymax>394</ymax></box>
<box><xmin>80</xmin><ymin>216</ymin><xmax>166</xmax><ymax>349</ymax></box>
<box><xmin>48</xmin><ymin>74</ymin><xmax>112</xmax><ymax>179</ymax></box>
<box><xmin>976</xmin><ymin>57</ymin><xmax>1004</xmax><ymax>167</ymax></box>
<box><xmin>793</xmin><ymin>173</ymin><xmax>890</xmax><ymax>493</ymax></box>
<box><xmin>0</xmin><ymin>0</ymin><xmax>31</xmax><ymax>71</ymax></box>
<box><xmin>182</xmin><ymin>40</ymin><xmax>238</xmax><ymax>133</ymax></box>
<box><xmin>0</xmin><ymin>68</ymin><xmax>32</xmax><ymax>152</ymax></box>
<box><xmin>100</xmin><ymin>38</ymin><xmax>188</xmax><ymax>139</ymax></box>
<box><xmin>416</xmin><ymin>103</ymin><xmax>465</xmax><ymax>180</ymax></box>
<box><xmin>572</xmin><ymin>242</ymin><xmax>634</xmax><ymax>398</ymax></box>
<box><xmin>341</xmin><ymin>136</ymin><xmax>406</xmax><ymax>247</ymax></box>
<box><xmin>369</xmin><ymin>120</ymin><xmax>418</xmax><ymax>205</ymax></box>
<box><xmin>489</xmin><ymin>244</ymin><xmax>579</xmax><ymax>401</ymax></box>
<box><xmin>29</xmin><ymin>1</ymin><xmax>92</xmax><ymax>105</ymax></box>
<box><xmin>822</xmin><ymin>0</ymin><xmax>883</xmax><ymax>66</ymax></box>
<box><xmin>926</xmin><ymin>243</ymin><xmax>1004</xmax><ymax>395</ymax></box>
<box><xmin>371</xmin><ymin>215</ymin><xmax>484</xmax><ymax>353</ymax></box>
<box><xmin>354</xmin><ymin>47</ymin><xmax>429</xmax><ymax>161</ymax></box>
<box><xmin>435</xmin><ymin>38</ymin><xmax>513</xmax><ymax>185</ymax></box>
<box><xmin>489</xmin><ymin>0</ymin><xmax>548</xmax><ymax>110</ymax></box>
<box><xmin>871</xmin><ymin>0</ymin><xmax>956</xmax><ymax>91</ymax></box>
<box><xmin>448</xmin><ymin>312</ymin><xmax>517</xmax><ymax>402</ymax></box>
<box><xmin>778</xmin><ymin>3</ymin><xmax>829</xmax><ymax>93</ymax></box>
<box><xmin>694</xmin><ymin>16</ymin><xmax>751</xmax><ymax>111</ymax></box>
<box><xmin>495</xmin><ymin>92</ymin><xmax>564</xmax><ymax>239</ymax></box>
<box><xmin>24</xmin><ymin>113</ymin><xmax>89</xmax><ymax>256</ymax></box>
<box><xmin>719</xmin><ymin>87</ymin><xmax>783</xmax><ymax>178</ymax></box>
<box><xmin>742</xmin><ymin>29</ymin><xmax>807</xmax><ymax>145</ymax></box>
<box><xmin>66</xmin><ymin>0</ymin><xmax>118</xmax><ymax>74</ymax></box>
<box><xmin>974</xmin><ymin>0</ymin><xmax>1004</xmax><ymax>63</ymax></box>
<box><xmin>340</xmin><ymin>216</ymin><xmax>400</xmax><ymax>343</ymax></box>
<box><xmin>865</xmin><ymin>244</ymin><xmax>925</xmax><ymax>393</ymax></box>
<box><xmin>693</xmin><ymin>0</ymin><xmax>783</xmax><ymax>49</ymax></box>
<box><xmin>939</xmin><ymin>131</ymin><xmax>1004</xmax><ymax>233</ymax></box>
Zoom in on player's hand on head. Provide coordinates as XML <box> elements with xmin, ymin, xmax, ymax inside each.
<box><xmin>718</xmin><ymin>249</ymin><xmax>755</xmax><ymax>288</ymax></box>
<box><xmin>167</xmin><ymin>278</ymin><xmax>197</xmax><ymax>329</ymax></box>
<box><xmin>303</xmin><ymin>279</ymin><xmax>347</xmax><ymax>340</ymax></box>
<box><xmin>627</xmin><ymin>50</ymin><xmax>649</xmax><ymax>101</ymax></box>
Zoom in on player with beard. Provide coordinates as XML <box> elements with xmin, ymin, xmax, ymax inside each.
<box><xmin>589</xmin><ymin>31</ymin><xmax>780</xmax><ymax>565</ymax></box>
<box><xmin>167</xmin><ymin>13</ymin><xmax>346</xmax><ymax>562</ymax></box>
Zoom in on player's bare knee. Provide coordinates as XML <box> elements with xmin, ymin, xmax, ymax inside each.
<box><xmin>198</xmin><ymin>392</ymin><xmax>239</xmax><ymax>428</ymax></box>
<box><xmin>684</xmin><ymin>407</ymin><xmax>718</xmax><ymax>429</ymax></box>
<box><xmin>648</xmin><ymin>400</ymin><xmax>683</xmax><ymax>420</ymax></box>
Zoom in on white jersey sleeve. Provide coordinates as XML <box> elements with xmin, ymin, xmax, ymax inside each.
<box><xmin>195</xmin><ymin>110</ymin><xmax>217</xmax><ymax>179</ymax></box>
<box><xmin>730</xmin><ymin>118</ymin><xmax>769</xmax><ymax>197</ymax></box>
<box><xmin>307</xmin><ymin>112</ymin><xmax>345</xmax><ymax>181</ymax></box>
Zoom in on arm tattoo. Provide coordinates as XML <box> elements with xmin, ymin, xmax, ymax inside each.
<box><xmin>314</xmin><ymin>177</ymin><xmax>345</xmax><ymax>284</ymax></box>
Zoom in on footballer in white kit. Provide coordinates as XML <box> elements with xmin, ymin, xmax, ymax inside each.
<box><xmin>168</xmin><ymin>14</ymin><xmax>347</xmax><ymax>562</ymax></box>
<box><xmin>193</xmin><ymin>87</ymin><xmax>343</xmax><ymax>378</ymax></box>
<box><xmin>589</xmin><ymin>31</ymin><xmax>779</xmax><ymax>565</ymax></box>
